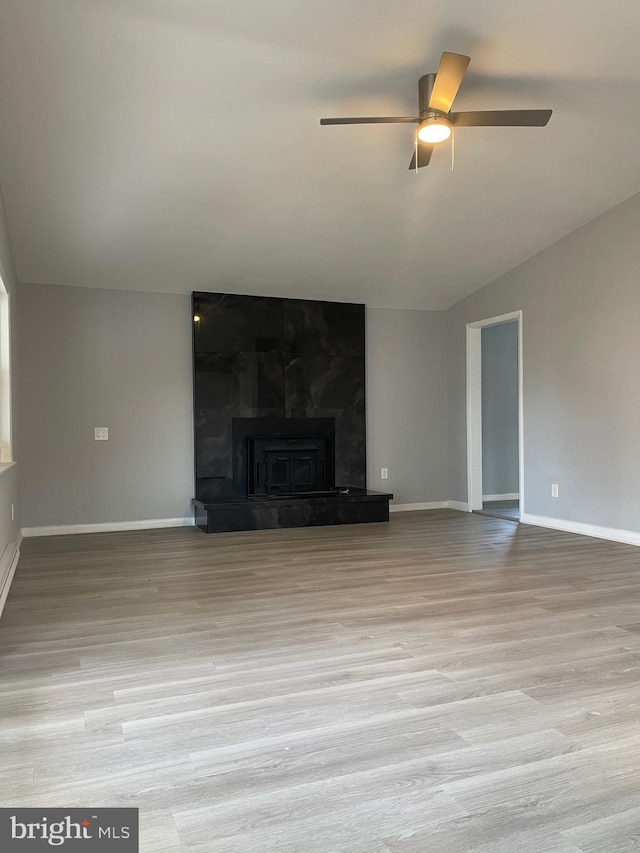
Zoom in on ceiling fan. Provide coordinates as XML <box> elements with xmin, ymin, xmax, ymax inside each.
<box><xmin>320</xmin><ymin>52</ymin><xmax>552</xmax><ymax>169</ymax></box>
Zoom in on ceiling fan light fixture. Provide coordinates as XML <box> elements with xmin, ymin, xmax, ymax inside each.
<box><xmin>417</xmin><ymin>116</ymin><xmax>452</xmax><ymax>144</ymax></box>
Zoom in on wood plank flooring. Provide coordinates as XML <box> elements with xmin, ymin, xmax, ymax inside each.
<box><xmin>2</xmin><ymin>510</ymin><xmax>640</xmax><ymax>851</ymax></box>
<box><xmin>476</xmin><ymin>499</ymin><xmax>520</xmax><ymax>521</ymax></box>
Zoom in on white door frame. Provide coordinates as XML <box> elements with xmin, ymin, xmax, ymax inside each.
<box><xmin>466</xmin><ymin>310</ymin><xmax>524</xmax><ymax>517</ymax></box>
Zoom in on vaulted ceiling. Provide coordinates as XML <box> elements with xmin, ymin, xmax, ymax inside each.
<box><xmin>2</xmin><ymin>0</ymin><xmax>640</xmax><ymax>308</ymax></box>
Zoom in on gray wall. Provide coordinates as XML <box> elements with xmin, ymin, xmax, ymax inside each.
<box><xmin>481</xmin><ymin>322</ymin><xmax>519</xmax><ymax>497</ymax></box>
<box><xmin>447</xmin><ymin>191</ymin><xmax>640</xmax><ymax>531</ymax></box>
<box><xmin>0</xmin><ymin>187</ymin><xmax>19</xmax><ymax>558</ymax></box>
<box><xmin>17</xmin><ymin>284</ymin><xmax>194</xmax><ymax>527</ymax></box>
<box><xmin>17</xmin><ymin>292</ymin><xmax>450</xmax><ymax>527</ymax></box>
<box><xmin>367</xmin><ymin>307</ymin><xmax>447</xmax><ymax>504</ymax></box>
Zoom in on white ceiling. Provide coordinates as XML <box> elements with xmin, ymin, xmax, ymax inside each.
<box><xmin>2</xmin><ymin>0</ymin><xmax>640</xmax><ymax>309</ymax></box>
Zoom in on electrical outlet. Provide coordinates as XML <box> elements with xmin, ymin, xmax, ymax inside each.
<box><xmin>551</xmin><ymin>483</ymin><xmax>558</xmax><ymax>498</ymax></box>
<box><xmin>94</xmin><ymin>427</ymin><xmax>109</xmax><ymax>441</ymax></box>
<box><xmin>381</xmin><ymin>468</ymin><xmax>389</xmax><ymax>480</ymax></box>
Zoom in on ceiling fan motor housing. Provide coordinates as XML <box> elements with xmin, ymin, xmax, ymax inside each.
<box><xmin>417</xmin><ymin>71</ymin><xmax>452</xmax><ymax>143</ymax></box>
<box><xmin>418</xmin><ymin>73</ymin><xmax>441</xmax><ymax>117</ymax></box>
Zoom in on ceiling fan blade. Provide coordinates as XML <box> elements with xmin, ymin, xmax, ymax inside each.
<box><xmin>428</xmin><ymin>52</ymin><xmax>471</xmax><ymax>113</ymax></box>
<box><xmin>451</xmin><ymin>109</ymin><xmax>552</xmax><ymax>127</ymax></box>
<box><xmin>408</xmin><ymin>141</ymin><xmax>435</xmax><ymax>170</ymax></box>
<box><xmin>320</xmin><ymin>117</ymin><xmax>419</xmax><ymax>125</ymax></box>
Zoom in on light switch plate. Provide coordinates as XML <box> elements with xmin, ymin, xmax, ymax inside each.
<box><xmin>94</xmin><ymin>427</ymin><xmax>109</xmax><ymax>441</ymax></box>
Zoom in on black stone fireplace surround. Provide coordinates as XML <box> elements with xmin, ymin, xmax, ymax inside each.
<box><xmin>191</xmin><ymin>292</ymin><xmax>392</xmax><ymax>533</ymax></box>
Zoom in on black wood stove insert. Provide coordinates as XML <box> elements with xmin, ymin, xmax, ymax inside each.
<box><xmin>248</xmin><ymin>436</ymin><xmax>331</xmax><ymax>496</ymax></box>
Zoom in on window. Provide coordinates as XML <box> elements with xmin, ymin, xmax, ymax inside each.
<box><xmin>0</xmin><ymin>272</ymin><xmax>12</xmax><ymax>463</ymax></box>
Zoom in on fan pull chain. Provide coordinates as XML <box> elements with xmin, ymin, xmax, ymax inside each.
<box><xmin>415</xmin><ymin>129</ymin><xmax>419</xmax><ymax>174</ymax></box>
<box><xmin>451</xmin><ymin>127</ymin><xmax>455</xmax><ymax>172</ymax></box>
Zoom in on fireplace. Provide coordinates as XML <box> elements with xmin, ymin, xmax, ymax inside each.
<box><xmin>231</xmin><ymin>417</ymin><xmax>336</xmax><ymax>498</ymax></box>
<box><xmin>248</xmin><ymin>436</ymin><xmax>330</xmax><ymax>496</ymax></box>
<box><xmin>193</xmin><ymin>293</ymin><xmax>393</xmax><ymax>532</ymax></box>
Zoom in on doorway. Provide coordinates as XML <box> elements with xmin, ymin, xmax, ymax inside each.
<box><xmin>466</xmin><ymin>311</ymin><xmax>523</xmax><ymax>521</ymax></box>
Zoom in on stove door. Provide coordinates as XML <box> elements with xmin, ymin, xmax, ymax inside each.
<box><xmin>265</xmin><ymin>453</ymin><xmax>292</xmax><ymax>493</ymax></box>
<box><xmin>293</xmin><ymin>453</ymin><xmax>318</xmax><ymax>491</ymax></box>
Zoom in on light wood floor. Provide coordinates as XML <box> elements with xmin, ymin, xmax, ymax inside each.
<box><xmin>3</xmin><ymin>510</ymin><xmax>640</xmax><ymax>852</ymax></box>
<box><xmin>476</xmin><ymin>499</ymin><xmax>520</xmax><ymax>521</ymax></box>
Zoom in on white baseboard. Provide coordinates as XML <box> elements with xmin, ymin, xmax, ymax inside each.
<box><xmin>483</xmin><ymin>493</ymin><xmax>519</xmax><ymax>502</ymax></box>
<box><xmin>446</xmin><ymin>500</ymin><xmax>470</xmax><ymax>512</ymax></box>
<box><xmin>0</xmin><ymin>536</ymin><xmax>21</xmax><ymax>619</ymax></box>
<box><xmin>390</xmin><ymin>501</ymin><xmax>447</xmax><ymax>513</ymax></box>
<box><xmin>521</xmin><ymin>513</ymin><xmax>640</xmax><ymax>547</ymax></box>
<box><xmin>22</xmin><ymin>517</ymin><xmax>195</xmax><ymax>538</ymax></box>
